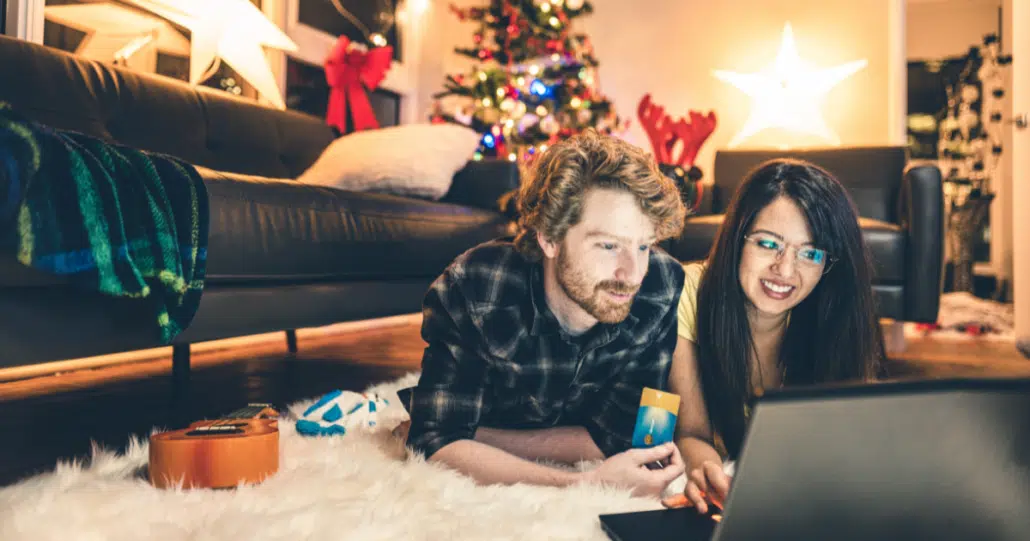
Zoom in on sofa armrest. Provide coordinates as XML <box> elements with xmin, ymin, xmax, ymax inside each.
<box><xmin>899</xmin><ymin>163</ymin><xmax>945</xmax><ymax>323</ymax></box>
<box><xmin>439</xmin><ymin>159</ymin><xmax>521</xmax><ymax>213</ymax></box>
<box><xmin>691</xmin><ymin>183</ymin><xmax>717</xmax><ymax>216</ymax></box>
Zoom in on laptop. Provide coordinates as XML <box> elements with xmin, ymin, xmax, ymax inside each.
<box><xmin>600</xmin><ymin>377</ymin><xmax>1030</xmax><ymax>541</ymax></box>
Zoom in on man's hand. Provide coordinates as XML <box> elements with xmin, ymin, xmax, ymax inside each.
<box><xmin>661</xmin><ymin>460</ymin><xmax>731</xmax><ymax>513</ymax></box>
<box><xmin>581</xmin><ymin>443</ymin><xmax>686</xmax><ymax>498</ymax></box>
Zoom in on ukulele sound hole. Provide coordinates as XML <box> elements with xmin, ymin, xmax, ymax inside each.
<box><xmin>186</xmin><ymin>424</ymin><xmax>246</xmax><ymax>436</ymax></box>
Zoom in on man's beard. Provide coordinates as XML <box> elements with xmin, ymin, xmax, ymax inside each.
<box><xmin>556</xmin><ymin>249</ymin><xmax>639</xmax><ymax>324</ymax></box>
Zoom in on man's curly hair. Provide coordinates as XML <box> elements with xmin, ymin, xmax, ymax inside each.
<box><xmin>513</xmin><ymin>129</ymin><xmax>686</xmax><ymax>261</ymax></box>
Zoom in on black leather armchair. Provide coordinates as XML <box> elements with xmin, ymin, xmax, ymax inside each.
<box><xmin>662</xmin><ymin>146</ymin><xmax>944</xmax><ymax>323</ymax></box>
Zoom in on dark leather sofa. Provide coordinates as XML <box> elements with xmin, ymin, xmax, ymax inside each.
<box><xmin>663</xmin><ymin>147</ymin><xmax>945</xmax><ymax>323</ymax></box>
<box><xmin>0</xmin><ymin>36</ymin><xmax>518</xmax><ymax>373</ymax></box>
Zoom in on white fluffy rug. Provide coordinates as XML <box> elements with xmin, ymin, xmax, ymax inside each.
<box><xmin>0</xmin><ymin>373</ymin><xmax>671</xmax><ymax>541</ymax></box>
<box><xmin>905</xmin><ymin>292</ymin><xmax>1016</xmax><ymax>342</ymax></box>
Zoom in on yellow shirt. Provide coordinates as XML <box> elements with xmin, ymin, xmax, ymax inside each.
<box><xmin>675</xmin><ymin>261</ymin><xmax>732</xmax><ymax>457</ymax></box>
<box><xmin>676</xmin><ymin>261</ymin><xmax>706</xmax><ymax>342</ymax></box>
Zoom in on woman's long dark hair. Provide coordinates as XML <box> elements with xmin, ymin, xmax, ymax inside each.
<box><xmin>695</xmin><ymin>158</ymin><xmax>886</xmax><ymax>459</ymax></box>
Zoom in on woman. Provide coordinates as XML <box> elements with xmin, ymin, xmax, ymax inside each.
<box><xmin>663</xmin><ymin>158</ymin><xmax>886</xmax><ymax>512</ymax></box>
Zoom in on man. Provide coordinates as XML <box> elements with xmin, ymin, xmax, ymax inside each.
<box><xmin>403</xmin><ymin>129</ymin><xmax>688</xmax><ymax>497</ymax></box>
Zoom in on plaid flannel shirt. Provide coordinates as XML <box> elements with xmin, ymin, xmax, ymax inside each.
<box><xmin>404</xmin><ymin>239</ymin><xmax>685</xmax><ymax>459</ymax></box>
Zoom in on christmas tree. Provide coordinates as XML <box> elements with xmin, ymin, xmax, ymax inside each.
<box><xmin>430</xmin><ymin>0</ymin><xmax>627</xmax><ymax>163</ymax></box>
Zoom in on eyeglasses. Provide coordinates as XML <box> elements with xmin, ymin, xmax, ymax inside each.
<box><xmin>743</xmin><ymin>233</ymin><xmax>836</xmax><ymax>273</ymax></box>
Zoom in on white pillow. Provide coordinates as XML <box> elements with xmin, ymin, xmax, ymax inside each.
<box><xmin>296</xmin><ymin>123</ymin><xmax>482</xmax><ymax>200</ymax></box>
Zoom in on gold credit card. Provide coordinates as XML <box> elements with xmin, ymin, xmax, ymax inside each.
<box><xmin>633</xmin><ymin>387</ymin><xmax>681</xmax><ymax>447</ymax></box>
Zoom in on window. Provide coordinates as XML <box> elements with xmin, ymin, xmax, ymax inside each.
<box><xmin>276</xmin><ymin>0</ymin><xmax>421</xmax><ymax>125</ymax></box>
<box><xmin>297</xmin><ymin>0</ymin><xmax>400</xmax><ymax>62</ymax></box>
<box><xmin>285</xmin><ymin>56</ymin><xmax>400</xmax><ymax>130</ymax></box>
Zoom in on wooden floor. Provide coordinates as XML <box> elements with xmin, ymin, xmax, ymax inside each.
<box><xmin>1</xmin><ymin>317</ymin><xmax>1028</xmax><ymax>487</ymax></box>
<box><xmin>888</xmin><ymin>333</ymin><xmax>1030</xmax><ymax>378</ymax></box>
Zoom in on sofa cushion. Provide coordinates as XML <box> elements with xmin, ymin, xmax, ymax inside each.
<box><xmin>296</xmin><ymin>123</ymin><xmax>483</xmax><ymax>200</ymax></box>
<box><xmin>664</xmin><ymin>215</ymin><xmax>905</xmax><ymax>283</ymax></box>
<box><xmin>712</xmin><ymin>147</ymin><xmax>907</xmax><ymax>222</ymax></box>
<box><xmin>199</xmin><ymin>167</ymin><xmax>514</xmax><ymax>284</ymax></box>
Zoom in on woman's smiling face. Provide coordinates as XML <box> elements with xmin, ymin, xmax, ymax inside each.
<box><xmin>738</xmin><ymin>196</ymin><xmax>829</xmax><ymax>319</ymax></box>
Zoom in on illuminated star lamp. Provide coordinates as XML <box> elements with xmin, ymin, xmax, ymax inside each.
<box><xmin>43</xmin><ymin>2</ymin><xmax>190</xmax><ymax>70</ymax></box>
<box><xmin>712</xmin><ymin>22</ymin><xmax>867</xmax><ymax>148</ymax></box>
<box><xmin>126</xmin><ymin>0</ymin><xmax>298</xmax><ymax>109</ymax></box>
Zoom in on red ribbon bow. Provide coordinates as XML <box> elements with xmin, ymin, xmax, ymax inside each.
<box><xmin>324</xmin><ymin>36</ymin><xmax>393</xmax><ymax>133</ymax></box>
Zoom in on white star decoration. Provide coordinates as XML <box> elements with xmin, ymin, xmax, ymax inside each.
<box><xmin>126</xmin><ymin>0</ymin><xmax>297</xmax><ymax>109</ymax></box>
<box><xmin>712</xmin><ymin>23</ymin><xmax>867</xmax><ymax>148</ymax></box>
<box><xmin>43</xmin><ymin>2</ymin><xmax>190</xmax><ymax>68</ymax></box>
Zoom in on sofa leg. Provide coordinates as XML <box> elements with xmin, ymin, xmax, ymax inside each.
<box><xmin>285</xmin><ymin>330</ymin><xmax>298</xmax><ymax>354</ymax></box>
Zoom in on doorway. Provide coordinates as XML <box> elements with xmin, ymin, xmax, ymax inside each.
<box><xmin>905</xmin><ymin>0</ymin><xmax>1014</xmax><ymax>300</ymax></box>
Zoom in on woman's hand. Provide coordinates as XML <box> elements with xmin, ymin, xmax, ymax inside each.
<box><xmin>661</xmin><ymin>460</ymin><xmax>732</xmax><ymax>514</ymax></box>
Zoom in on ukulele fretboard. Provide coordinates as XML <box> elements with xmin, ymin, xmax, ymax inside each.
<box><xmin>223</xmin><ymin>403</ymin><xmax>274</xmax><ymax>420</ymax></box>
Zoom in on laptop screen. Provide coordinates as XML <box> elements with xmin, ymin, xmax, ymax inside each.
<box><xmin>712</xmin><ymin>377</ymin><xmax>1030</xmax><ymax>541</ymax></box>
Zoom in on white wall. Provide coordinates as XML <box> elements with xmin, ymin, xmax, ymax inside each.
<box><xmin>906</xmin><ymin>0</ymin><xmax>1001</xmax><ymax>60</ymax></box>
<box><xmin>579</xmin><ymin>0</ymin><xmax>898</xmax><ymax>181</ymax></box>
<box><xmin>413</xmin><ymin>0</ymin><xmax>494</xmax><ymax>127</ymax></box>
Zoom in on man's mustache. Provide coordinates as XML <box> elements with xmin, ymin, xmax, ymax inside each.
<box><xmin>597</xmin><ymin>281</ymin><xmax>640</xmax><ymax>295</ymax></box>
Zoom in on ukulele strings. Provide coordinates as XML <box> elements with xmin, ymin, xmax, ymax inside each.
<box><xmin>207</xmin><ymin>405</ymin><xmax>262</xmax><ymax>429</ymax></box>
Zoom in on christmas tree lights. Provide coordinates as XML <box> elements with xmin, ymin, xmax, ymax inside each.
<box><xmin>430</xmin><ymin>0</ymin><xmax>627</xmax><ymax>163</ymax></box>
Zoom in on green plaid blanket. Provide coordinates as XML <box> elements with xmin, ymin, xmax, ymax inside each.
<box><xmin>0</xmin><ymin>103</ymin><xmax>209</xmax><ymax>344</ymax></box>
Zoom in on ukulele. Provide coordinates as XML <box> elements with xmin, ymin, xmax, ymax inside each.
<box><xmin>149</xmin><ymin>403</ymin><xmax>280</xmax><ymax>489</ymax></box>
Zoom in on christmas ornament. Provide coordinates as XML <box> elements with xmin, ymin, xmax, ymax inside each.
<box><xmin>539</xmin><ymin>115</ymin><xmax>560</xmax><ymax>135</ymax></box>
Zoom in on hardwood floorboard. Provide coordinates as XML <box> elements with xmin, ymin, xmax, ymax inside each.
<box><xmin>1</xmin><ymin>319</ymin><xmax>1027</xmax><ymax>488</ymax></box>
<box><xmin>885</xmin><ymin>334</ymin><xmax>1030</xmax><ymax>378</ymax></box>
